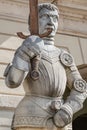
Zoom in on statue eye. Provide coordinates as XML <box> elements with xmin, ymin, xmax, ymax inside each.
<box><xmin>53</xmin><ymin>15</ymin><xmax>58</xmax><ymax>21</ymax></box>
<box><xmin>40</xmin><ymin>14</ymin><xmax>49</xmax><ymax>20</ymax></box>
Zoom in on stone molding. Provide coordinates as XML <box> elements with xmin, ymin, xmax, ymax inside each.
<box><xmin>0</xmin><ymin>94</ymin><xmax>23</xmax><ymax>108</ymax></box>
<box><xmin>0</xmin><ymin>0</ymin><xmax>28</xmax><ymax>23</ymax></box>
<box><xmin>0</xmin><ymin>117</ymin><xmax>12</xmax><ymax>127</ymax></box>
<box><xmin>0</xmin><ymin>0</ymin><xmax>86</xmax><ymax>22</ymax></box>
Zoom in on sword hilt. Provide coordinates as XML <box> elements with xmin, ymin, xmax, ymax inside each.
<box><xmin>17</xmin><ymin>29</ymin><xmax>52</xmax><ymax>80</ymax></box>
<box><xmin>17</xmin><ymin>28</ymin><xmax>52</xmax><ymax>39</ymax></box>
<box><xmin>30</xmin><ymin>55</ymin><xmax>40</xmax><ymax>80</ymax></box>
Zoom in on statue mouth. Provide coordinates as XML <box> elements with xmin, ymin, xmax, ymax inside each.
<box><xmin>46</xmin><ymin>26</ymin><xmax>54</xmax><ymax>31</ymax></box>
<box><xmin>45</xmin><ymin>24</ymin><xmax>55</xmax><ymax>30</ymax></box>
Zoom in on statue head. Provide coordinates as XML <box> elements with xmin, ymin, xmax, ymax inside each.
<box><xmin>38</xmin><ymin>3</ymin><xmax>59</xmax><ymax>37</ymax></box>
<box><xmin>28</xmin><ymin>3</ymin><xmax>59</xmax><ymax>45</ymax></box>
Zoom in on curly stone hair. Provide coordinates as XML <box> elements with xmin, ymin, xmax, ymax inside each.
<box><xmin>38</xmin><ymin>3</ymin><xmax>59</xmax><ymax>13</ymax></box>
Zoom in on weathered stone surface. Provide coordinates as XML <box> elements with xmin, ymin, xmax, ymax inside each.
<box><xmin>0</xmin><ymin>117</ymin><xmax>12</xmax><ymax>127</ymax></box>
<box><xmin>0</xmin><ymin>94</ymin><xmax>23</xmax><ymax>108</ymax></box>
<box><xmin>0</xmin><ymin>79</ymin><xmax>25</xmax><ymax>95</ymax></box>
<box><xmin>0</xmin><ymin>36</ymin><xmax>24</xmax><ymax>49</ymax></box>
<box><xmin>0</xmin><ymin>49</ymin><xmax>15</xmax><ymax>64</ymax></box>
<box><xmin>0</xmin><ymin>127</ymin><xmax>11</xmax><ymax>130</ymax></box>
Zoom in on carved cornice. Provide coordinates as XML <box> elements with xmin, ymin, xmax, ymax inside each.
<box><xmin>0</xmin><ymin>0</ymin><xmax>87</xmax><ymax>19</ymax></box>
<box><xmin>40</xmin><ymin>0</ymin><xmax>87</xmax><ymax>22</ymax></box>
<box><xmin>0</xmin><ymin>94</ymin><xmax>23</xmax><ymax>108</ymax></box>
<box><xmin>0</xmin><ymin>0</ymin><xmax>29</xmax><ymax>23</ymax></box>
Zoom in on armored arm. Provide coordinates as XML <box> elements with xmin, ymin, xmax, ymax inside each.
<box><xmin>4</xmin><ymin>48</ymin><xmax>30</xmax><ymax>88</ymax></box>
<box><xmin>4</xmin><ymin>35</ymin><xmax>44</xmax><ymax>88</ymax></box>
<box><xmin>53</xmin><ymin>51</ymin><xmax>87</xmax><ymax>128</ymax></box>
<box><xmin>4</xmin><ymin>64</ymin><xmax>28</xmax><ymax>88</ymax></box>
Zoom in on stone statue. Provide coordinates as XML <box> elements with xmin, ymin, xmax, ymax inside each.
<box><xmin>4</xmin><ymin>3</ymin><xmax>87</xmax><ymax>130</ymax></box>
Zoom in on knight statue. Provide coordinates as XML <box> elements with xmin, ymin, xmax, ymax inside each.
<box><xmin>4</xmin><ymin>2</ymin><xmax>87</xmax><ymax>130</ymax></box>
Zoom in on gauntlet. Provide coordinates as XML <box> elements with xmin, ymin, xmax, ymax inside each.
<box><xmin>53</xmin><ymin>107</ymin><xmax>72</xmax><ymax>128</ymax></box>
<box><xmin>12</xmin><ymin>35</ymin><xmax>44</xmax><ymax>72</ymax></box>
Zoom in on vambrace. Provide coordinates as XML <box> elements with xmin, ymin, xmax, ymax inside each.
<box><xmin>12</xmin><ymin>55</ymin><xmax>30</xmax><ymax>72</ymax></box>
<box><xmin>53</xmin><ymin>86</ymin><xmax>87</xmax><ymax>128</ymax></box>
<box><xmin>60</xmin><ymin>51</ymin><xmax>87</xmax><ymax>113</ymax></box>
<box><xmin>4</xmin><ymin>55</ymin><xmax>30</xmax><ymax>88</ymax></box>
<box><xmin>65</xmin><ymin>64</ymin><xmax>87</xmax><ymax>114</ymax></box>
<box><xmin>64</xmin><ymin>82</ymin><xmax>87</xmax><ymax>114</ymax></box>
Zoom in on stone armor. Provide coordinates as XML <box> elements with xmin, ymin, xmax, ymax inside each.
<box><xmin>4</xmin><ymin>3</ymin><xmax>87</xmax><ymax>130</ymax></box>
<box><xmin>5</xmin><ymin>42</ymin><xmax>87</xmax><ymax>130</ymax></box>
<box><xmin>11</xmin><ymin>45</ymin><xmax>67</xmax><ymax>129</ymax></box>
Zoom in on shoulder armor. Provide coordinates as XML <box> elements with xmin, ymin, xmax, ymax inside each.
<box><xmin>74</xmin><ymin>79</ymin><xmax>87</xmax><ymax>93</ymax></box>
<box><xmin>60</xmin><ymin>51</ymin><xmax>74</xmax><ymax>67</ymax></box>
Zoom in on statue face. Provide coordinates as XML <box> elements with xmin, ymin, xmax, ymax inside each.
<box><xmin>39</xmin><ymin>8</ymin><xmax>59</xmax><ymax>37</ymax></box>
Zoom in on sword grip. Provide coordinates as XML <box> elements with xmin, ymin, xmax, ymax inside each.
<box><xmin>30</xmin><ymin>55</ymin><xmax>40</xmax><ymax>80</ymax></box>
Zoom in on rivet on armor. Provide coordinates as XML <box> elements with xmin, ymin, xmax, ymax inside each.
<box><xmin>60</xmin><ymin>52</ymin><xmax>74</xmax><ymax>67</ymax></box>
<box><xmin>74</xmin><ymin>79</ymin><xmax>87</xmax><ymax>93</ymax></box>
<box><xmin>50</xmin><ymin>100</ymin><xmax>61</xmax><ymax>110</ymax></box>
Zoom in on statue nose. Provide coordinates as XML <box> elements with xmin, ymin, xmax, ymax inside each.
<box><xmin>49</xmin><ymin>17</ymin><xmax>53</xmax><ymax>23</ymax></box>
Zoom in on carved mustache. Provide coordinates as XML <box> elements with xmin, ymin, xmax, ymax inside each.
<box><xmin>45</xmin><ymin>23</ymin><xmax>55</xmax><ymax>31</ymax></box>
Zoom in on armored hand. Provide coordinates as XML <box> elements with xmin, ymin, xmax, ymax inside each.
<box><xmin>53</xmin><ymin>107</ymin><xmax>72</xmax><ymax>128</ymax></box>
<box><xmin>13</xmin><ymin>35</ymin><xmax>44</xmax><ymax>74</ymax></box>
<box><xmin>15</xmin><ymin>35</ymin><xmax>44</xmax><ymax>60</ymax></box>
<box><xmin>53</xmin><ymin>78</ymin><xmax>87</xmax><ymax>128</ymax></box>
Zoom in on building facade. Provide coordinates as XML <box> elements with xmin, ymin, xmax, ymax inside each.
<box><xmin>0</xmin><ymin>0</ymin><xmax>87</xmax><ymax>130</ymax></box>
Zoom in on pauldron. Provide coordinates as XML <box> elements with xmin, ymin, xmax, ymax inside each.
<box><xmin>60</xmin><ymin>51</ymin><xmax>87</xmax><ymax>93</ymax></box>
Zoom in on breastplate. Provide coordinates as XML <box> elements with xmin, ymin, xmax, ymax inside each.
<box><xmin>24</xmin><ymin>45</ymin><xmax>67</xmax><ymax>97</ymax></box>
<box><xmin>12</xmin><ymin>46</ymin><xmax>67</xmax><ymax>129</ymax></box>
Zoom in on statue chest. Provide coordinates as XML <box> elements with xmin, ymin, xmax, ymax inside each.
<box><xmin>27</xmin><ymin>48</ymin><xmax>67</xmax><ymax>97</ymax></box>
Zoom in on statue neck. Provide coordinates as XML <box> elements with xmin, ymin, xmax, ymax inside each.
<box><xmin>43</xmin><ymin>37</ymin><xmax>54</xmax><ymax>45</ymax></box>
